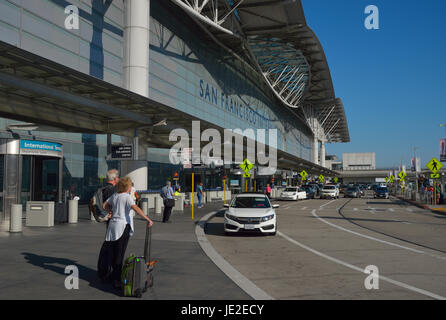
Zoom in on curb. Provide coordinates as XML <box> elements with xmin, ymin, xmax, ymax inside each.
<box><xmin>396</xmin><ymin>196</ymin><xmax>446</xmax><ymax>216</ymax></box>
<box><xmin>195</xmin><ymin>211</ymin><xmax>274</xmax><ymax>300</ymax></box>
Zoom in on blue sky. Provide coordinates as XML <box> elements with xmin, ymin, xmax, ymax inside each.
<box><xmin>301</xmin><ymin>0</ymin><xmax>446</xmax><ymax>168</ymax></box>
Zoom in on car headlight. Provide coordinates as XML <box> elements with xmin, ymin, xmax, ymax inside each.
<box><xmin>225</xmin><ymin>214</ymin><xmax>237</xmax><ymax>221</ymax></box>
<box><xmin>261</xmin><ymin>214</ymin><xmax>275</xmax><ymax>222</ymax></box>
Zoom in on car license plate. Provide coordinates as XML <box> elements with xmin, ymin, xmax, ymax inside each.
<box><xmin>245</xmin><ymin>224</ymin><xmax>255</xmax><ymax>230</ymax></box>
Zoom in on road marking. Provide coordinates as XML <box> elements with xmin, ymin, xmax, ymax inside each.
<box><xmin>319</xmin><ymin>199</ymin><xmax>338</xmax><ymax>209</ymax></box>
<box><xmin>282</xmin><ymin>205</ymin><xmax>290</xmax><ymax>209</ymax></box>
<box><xmin>311</xmin><ymin>209</ymin><xmax>424</xmax><ymax>254</ymax></box>
<box><xmin>353</xmin><ymin>208</ymin><xmax>358</xmax><ymax>212</ymax></box>
<box><xmin>301</xmin><ymin>207</ymin><xmax>307</xmax><ymax>210</ymax></box>
<box><xmin>313</xmin><ymin>209</ymin><xmax>446</xmax><ymax>261</ymax></box>
<box><xmin>277</xmin><ymin>231</ymin><xmax>446</xmax><ymax>300</ymax></box>
<box><xmin>389</xmin><ymin>208</ymin><xmax>395</xmax><ymax>212</ymax></box>
<box><xmin>196</xmin><ymin>211</ymin><xmax>274</xmax><ymax>300</ymax></box>
<box><xmin>406</xmin><ymin>208</ymin><xmax>413</xmax><ymax>212</ymax></box>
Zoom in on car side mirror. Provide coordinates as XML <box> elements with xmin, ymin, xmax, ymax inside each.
<box><xmin>272</xmin><ymin>204</ymin><xmax>280</xmax><ymax>209</ymax></box>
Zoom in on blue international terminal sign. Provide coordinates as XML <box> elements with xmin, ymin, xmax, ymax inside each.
<box><xmin>20</xmin><ymin>140</ymin><xmax>63</xmax><ymax>158</ymax></box>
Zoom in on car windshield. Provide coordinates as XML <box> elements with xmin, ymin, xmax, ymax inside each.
<box><xmin>377</xmin><ymin>188</ymin><xmax>388</xmax><ymax>192</ymax></box>
<box><xmin>231</xmin><ymin>197</ymin><xmax>271</xmax><ymax>208</ymax></box>
<box><xmin>347</xmin><ymin>187</ymin><xmax>357</xmax><ymax>192</ymax></box>
<box><xmin>323</xmin><ymin>186</ymin><xmax>336</xmax><ymax>190</ymax></box>
<box><xmin>285</xmin><ymin>188</ymin><xmax>297</xmax><ymax>192</ymax></box>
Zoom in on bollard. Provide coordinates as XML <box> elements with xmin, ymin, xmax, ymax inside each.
<box><xmin>141</xmin><ymin>198</ymin><xmax>149</xmax><ymax>216</ymax></box>
<box><xmin>155</xmin><ymin>196</ymin><xmax>162</xmax><ymax>215</ymax></box>
<box><xmin>68</xmin><ymin>200</ymin><xmax>78</xmax><ymax>224</ymax></box>
<box><xmin>10</xmin><ymin>204</ymin><xmax>22</xmax><ymax>233</ymax></box>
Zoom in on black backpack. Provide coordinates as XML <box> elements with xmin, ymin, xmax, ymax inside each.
<box><xmin>90</xmin><ymin>187</ymin><xmax>110</xmax><ymax>223</ymax></box>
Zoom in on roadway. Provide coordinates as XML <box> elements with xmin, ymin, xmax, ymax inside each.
<box><xmin>205</xmin><ymin>191</ymin><xmax>446</xmax><ymax>299</ymax></box>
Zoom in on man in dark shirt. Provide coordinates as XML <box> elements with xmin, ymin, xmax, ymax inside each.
<box><xmin>103</xmin><ymin>169</ymin><xmax>119</xmax><ymax>202</ymax></box>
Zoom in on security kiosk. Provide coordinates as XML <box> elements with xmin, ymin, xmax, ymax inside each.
<box><xmin>0</xmin><ymin>139</ymin><xmax>63</xmax><ymax>222</ymax></box>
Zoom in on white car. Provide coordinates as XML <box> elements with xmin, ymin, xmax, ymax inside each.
<box><xmin>224</xmin><ymin>194</ymin><xmax>278</xmax><ymax>236</ymax></box>
<box><xmin>279</xmin><ymin>187</ymin><xmax>307</xmax><ymax>201</ymax></box>
<box><xmin>320</xmin><ymin>185</ymin><xmax>340</xmax><ymax>199</ymax></box>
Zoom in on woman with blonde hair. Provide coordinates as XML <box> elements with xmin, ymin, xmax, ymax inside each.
<box><xmin>103</xmin><ymin>177</ymin><xmax>153</xmax><ymax>289</ymax></box>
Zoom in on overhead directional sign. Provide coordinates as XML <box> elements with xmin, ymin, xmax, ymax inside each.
<box><xmin>319</xmin><ymin>174</ymin><xmax>324</xmax><ymax>183</ymax></box>
<box><xmin>398</xmin><ymin>171</ymin><xmax>406</xmax><ymax>181</ymax></box>
<box><xmin>427</xmin><ymin>157</ymin><xmax>442</xmax><ymax>174</ymax></box>
<box><xmin>241</xmin><ymin>158</ymin><xmax>253</xmax><ymax>173</ymax></box>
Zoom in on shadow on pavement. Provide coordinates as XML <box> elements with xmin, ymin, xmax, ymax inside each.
<box><xmin>366</xmin><ymin>201</ymin><xmax>402</xmax><ymax>205</ymax></box>
<box><xmin>21</xmin><ymin>252</ymin><xmax>118</xmax><ymax>296</ymax></box>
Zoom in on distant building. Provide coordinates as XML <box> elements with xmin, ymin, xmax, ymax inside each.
<box><xmin>324</xmin><ymin>155</ymin><xmax>342</xmax><ymax>171</ymax></box>
<box><xmin>342</xmin><ymin>153</ymin><xmax>376</xmax><ymax>171</ymax></box>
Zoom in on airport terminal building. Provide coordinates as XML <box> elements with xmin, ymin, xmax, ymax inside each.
<box><xmin>0</xmin><ymin>0</ymin><xmax>349</xmax><ymax>221</ymax></box>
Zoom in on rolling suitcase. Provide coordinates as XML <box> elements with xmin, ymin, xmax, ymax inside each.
<box><xmin>121</xmin><ymin>225</ymin><xmax>156</xmax><ymax>298</ymax></box>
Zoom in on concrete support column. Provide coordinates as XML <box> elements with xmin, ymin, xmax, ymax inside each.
<box><xmin>313</xmin><ymin>136</ymin><xmax>319</xmax><ymax>165</ymax></box>
<box><xmin>320</xmin><ymin>141</ymin><xmax>326</xmax><ymax>168</ymax></box>
<box><xmin>122</xmin><ymin>0</ymin><xmax>150</xmax><ymax>191</ymax></box>
<box><xmin>123</xmin><ymin>0</ymin><xmax>150</xmax><ymax>97</ymax></box>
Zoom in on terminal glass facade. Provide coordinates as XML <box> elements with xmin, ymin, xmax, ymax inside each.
<box><xmin>0</xmin><ymin>0</ymin><xmax>316</xmax><ymax>203</ymax></box>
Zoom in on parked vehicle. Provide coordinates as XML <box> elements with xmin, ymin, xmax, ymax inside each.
<box><xmin>310</xmin><ymin>184</ymin><xmax>321</xmax><ymax>196</ymax></box>
<box><xmin>374</xmin><ymin>187</ymin><xmax>390</xmax><ymax>199</ymax></box>
<box><xmin>280</xmin><ymin>187</ymin><xmax>307</xmax><ymax>201</ymax></box>
<box><xmin>301</xmin><ymin>185</ymin><xmax>316</xmax><ymax>199</ymax></box>
<box><xmin>345</xmin><ymin>186</ymin><xmax>361</xmax><ymax>198</ymax></box>
<box><xmin>321</xmin><ymin>185</ymin><xmax>340</xmax><ymax>199</ymax></box>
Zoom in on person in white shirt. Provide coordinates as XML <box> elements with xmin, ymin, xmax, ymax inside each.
<box><xmin>103</xmin><ymin>177</ymin><xmax>153</xmax><ymax>289</ymax></box>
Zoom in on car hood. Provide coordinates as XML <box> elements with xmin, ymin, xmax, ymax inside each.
<box><xmin>228</xmin><ymin>208</ymin><xmax>274</xmax><ymax>217</ymax></box>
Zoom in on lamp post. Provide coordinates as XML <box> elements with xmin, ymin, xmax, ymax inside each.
<box><xmin>440</xmin><ymin>123</ymin><xmax>446</xmax><ymax>136</ymax></box>
<box><xmin>414</xmin><ymin>147</ymin><xmax>419</xmax><ymax>194</ymax></box>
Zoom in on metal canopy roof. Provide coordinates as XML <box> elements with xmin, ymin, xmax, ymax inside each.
<box><xmin>170</xmin><ymin>0</ymin><xmax>350</xmax><ymax>143</ymax></box>
<box><xmin>0</xmin><ymin>40</ymin><xmax>337</xmax><ymax>176</ymax></box>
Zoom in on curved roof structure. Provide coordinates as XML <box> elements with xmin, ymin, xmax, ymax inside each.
<box><xmin>170</xmin><ymin>0</ymin><xmax>350</xmax><ymax>143</ymax></box>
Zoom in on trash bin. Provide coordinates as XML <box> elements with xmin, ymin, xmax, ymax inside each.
<box><xmin>68</xmin><ymin>199</ymin><xmax>78</xmax><ymax>224</ymax></box>
<box><xmin>10</xmin><ymin>204</ymin><xmax>22</xmax><ymax>233</ymax></box>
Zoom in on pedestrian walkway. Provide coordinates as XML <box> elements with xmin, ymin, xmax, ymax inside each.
<box><xmin>0</xmin><ymin>202</ymin><xmax>250</xmax><ymax>300</ymax></box>
<box><xmin>395</xmin><ymin>195</ymin><xmax>446</xmax><ymax>216</ymax></box>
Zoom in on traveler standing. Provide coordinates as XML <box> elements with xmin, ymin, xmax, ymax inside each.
<box><xmin>102</xmin><ymin>177</ymin><xmax>153</xmax><ymax>289</ymax></box>
<box><xmin>103</xmin><ymin>169</ymin><xmax>119</xmax><ymax>202</ymax></box>
<box><xmin>265</xmin><ymin>184</ymin><xmax>271</xmax><ymax>199</ymax></box>
<box><xmin>90</xmin><ymin>169</ymin><xmax>119</xmax><ymax>222</ymax></box>
<box><xmin>197</xmin><ymin>182</ymin><xmax>204</xmax><ymax>208</ymax></box>
<box><xmin>160</xmin><ymin>181</ymin><xmax>175</xmax><ymax>223</ymax></box>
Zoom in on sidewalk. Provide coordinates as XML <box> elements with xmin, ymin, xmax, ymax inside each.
<box><xmin>395</xmin><ymin>195</ymin><xmax>446</xmax><ymax>215</ymax></box>
<box><xmin>0</xmin><ymin>202</ymin><xmax>250</xmax><ymax>300</ymax></box>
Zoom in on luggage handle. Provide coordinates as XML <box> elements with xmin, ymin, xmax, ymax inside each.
<box><xmin>144</xmin><ymin>224</ymin><xmax>152</xmax><ymax>262</ymax></box>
